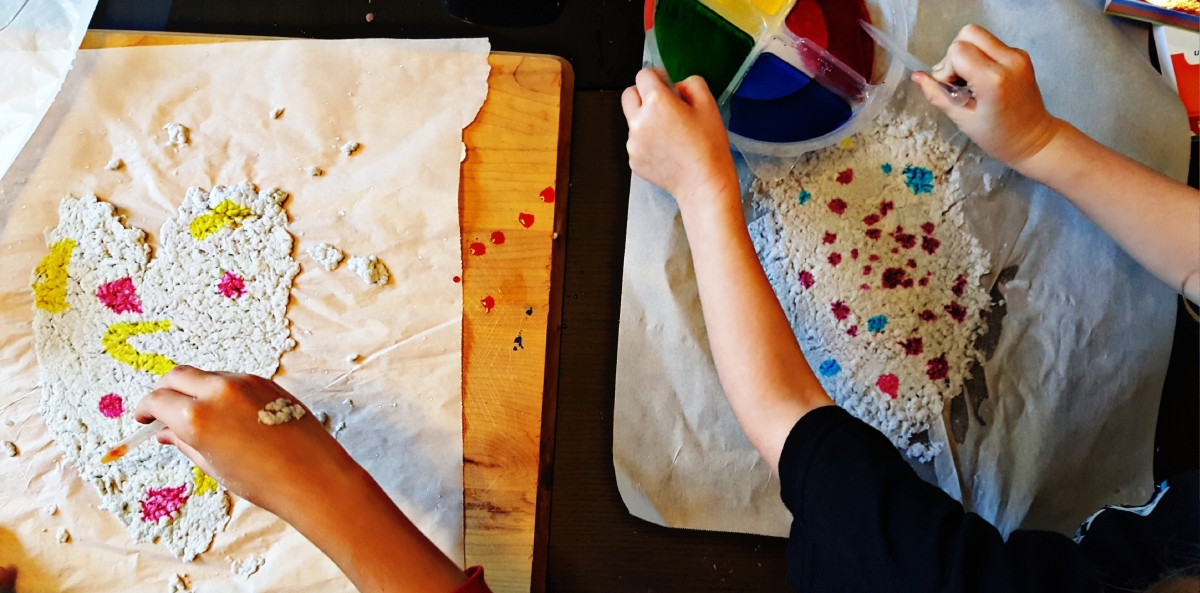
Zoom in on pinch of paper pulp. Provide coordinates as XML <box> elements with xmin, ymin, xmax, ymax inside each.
<box><xmin>0</xmin><ymin>37</ymin><xmax>490</xmax><ymax>591</ymax></box>
<box><xmin>614</xmin><ymin>0</ymin><xmax>1190</xmax><ymax>539</ymax></box>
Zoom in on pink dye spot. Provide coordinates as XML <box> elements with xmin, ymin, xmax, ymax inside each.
<box><xmin>831</xmin><ymin>301</ymin><xmax>851</xmax><ymax>321</ymax></box>
<box><xmin>828</xmin><ymin>252</ymin><xmax>842</xmax><ymax>266</ymax></box>
<box><xmin>850</xmin><ymin>249</ymin><xmax>859</xmax><ymax>259</ymax></box>
<box><xmin>862</xmin><ymin>265</ymin><xmax>873</xmax><ymax>275</ymax></box>
<box><xmin>892</xmin><ymin>230</ymin><xmax>917</xmax><ymax>249</ymax></box>
<box><xmin>96</xmin><ymin>277</ymin><xmax>142</xmax><ymax>314</ymax></box>
<box><xmin>859</xmin><ymin>284</ymin><xmax>870</xmax><ymax>291</ymax></box>
<box><xmin>518</xmin><ymin>213</ymin><xmax>535</xmax><ymax>228</ymax></box>
<box><xmin>906</xmin><ymin>259</ymin><xmax>918</xmax><ymax>269</ymax></box>
<box><xmin>921</xmin><ymin>236</ymin><xmax>941</xmax><ymax>255</ymax></box>
<box><xmin>863</xmin><ymin>213</ymin><xmax>881</xmax><ymax>226</ymax></box>
<box><xmin>898</xmin><ymin>337</ymin><xmax>924</xmax><ymax>356</ymax></box>
<box><xmin>836</xmin><ymin>168</ymin><xmax>854</xmax><ymax>185</ymax></box>
<box><xmin>927</xmin><ymin>355</ymin><xmax>949</xmax><ymax>381</ymax></box>
<box><xmin>902</xmin><ymin>278</ymin><xmax>915</xmax><ymax>288</ymax></box>
<box><xmin>453</xmin><ymin>276</ymin><xmax>462</xmax><ymax>283</ymax></box>
<box><xmin>865</xmin><ymin>229</ymin><xmax>882</xmax><ymax>240</ymax></box>
<box><xmin>881</xmin><ymin>268</ymin><xmax>907</xmax><ymax>289</ymax></box>
<box><xmin>868</xmin><ymin>254</ymin><xmax>880</xmax><ymax>262</ymax></box>
<box><xmin>918</xmin><ymin>277</ymin><xmax>930</xmax><ymax>287</ymax></box>
<box><xmin>98</xmin><ymin>393</ymin><xmax>124</xmax><ymax>419</ymax></box>
<box><xmin>951</xmin><ymin>275</ymin><xmax>967</xmax><ymax>298</ymax></box>
<box><xmin>921</xmin><ymin>222</ymin><xmax>936</xmax><ymax>235</ymax></box>
<box><xmin>828</xmin><ymin>199</ymin><xmax>848</xmax><ymax>215</ymax></box>
<box><xmin>540</xmin><ymin>186</ymin><xmax>556</xmax><ymax>203</ymax></box>
<box><xmin>481</xmin><ymin>295</ymin><xmax>496</xmax><ymax>313</ymax></box>
<box><xmin>490</xmin><ymin>231</ymin><xmax>506</xmax><ymax>245</ymax></box>
<box><xmin>822</xmin><ymin>232</ymin><xmax>837</xmax><ymax>245</ymax></box>
<box><xmin>879</xmin><ymin>201</ymin><xmax>895</xmax><ymax>216</ymax></box>
<box><xmin>798</xmin><ymin>271</ymin><xmax>815</xmax><ymax>289</ymax></box>
<box><xmin>919</xmin><ymin>309</ymin><xmax>938</xmax><ymax>322</ymax></box>
<box><xmin>469</xmin><ymin>242</ymin><xmax>487</xmax><ymax>256</ymax></box>
<box><xmin>140</xmin><ymin>485</ymin><xmax>189</xmax><ymax>523</ymax></box>
<box><xmin>876</xmin><ymin>374</ymin><xmax>899</xmax><ymax>398</ymax></box>
<box><xmin>891</xmin><ymin>248</ymin><xmax>900</xmax><ymax>254</ymax></box>
<box><xmin>218</xmin><ymin>271</ymin><xmax>246</xmax><ymax>299</ymax></box>
<box><xmin>847</xmin><ymin>325</ymin><xmax>859</xmax><ymax>336</ymax></box>
<box><xmin>945</xmin><ymin>302</ymin><xmax>967</xmax><ymax>323</ymax></box>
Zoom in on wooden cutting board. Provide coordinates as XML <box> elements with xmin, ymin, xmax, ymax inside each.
<box><xmin>80</xmin><ymin>31</ymin><xmax>572</xmax><ymax>593</ymax></box>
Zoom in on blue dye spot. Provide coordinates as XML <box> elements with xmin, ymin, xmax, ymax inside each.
<box><xmin>818</xmin><ymin>359</ymin><xmax>841</xmax><ymax>377</ymax></box>
<box><xmin>526</xmin><ymin>307</ymin><xmax>533</xmax><ymax>316</ymax></box>
<box><xmin>798</xmin><ymin>190</ymin><xmax>812</xmax><ymax>205</ymax></box>
<box><xmin>867</xmin><ymin>315</ymin><xmax>889</xmax><ymax>333</ymax></box>
<box><xmin>513</xmin><ymin>333</ymin><xmax>524</xmax><ymax>351</ymax></box>
<box><xmin>881</xmin><ymin>163</ymin><xmax>893</xmax><ymax>175</ymax></box>
<box><xmin>903</xmin><ymin>165</ymin><xmax>934</xmax><ymax>195</ymax></box>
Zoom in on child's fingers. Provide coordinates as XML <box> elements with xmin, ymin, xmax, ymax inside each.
<box><xmin>675</xmin><ymin>75</ymin><xmax>716</xmax><ymax>110</ymax></box>
<box><xmin>134</xmin><ymin>387</ymin><xmax>199</xmax><ymax>442</ymax></box>
<box><xmin>621</xmin><ymin>85</ymin><xmax>642</xmax><ymax>119</ymax></box>
<box><xmin>954</xmin><ymin>24</ymin><xmax>1025</xmax><ymax>69</ymax></box>
<box><xmin>941</xmin><ymin>40</ymin><xmax>1001</xmax><ymax>86</ymax></box>
<box><xmin>912</xmin><ymin>71</ymin><xmax>954</xmax><ymax>112</ymax></box>
<box><xmin>635</xmin><ymin>67</ymin><xmax>673</xmax><ymax>103</ymax></box>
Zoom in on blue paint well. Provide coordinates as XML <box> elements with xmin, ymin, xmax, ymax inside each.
<box><xmin>728</xmin><ymin>53</ymin><xmax>852</xmax><ymax>143</ymax></box>
<box><xmin>881</xmin><ymin>163</ymin><xmax>893</xmax><ymax>175</ymax></box>
<box><xmin>903</xmin><ymin>165</ymin><xmax>934</xmax><ymax>195</ymax></box>
<box><xmin>818</xmin><ymin>359</ymin><xmax>841</xmax><ymax>377</ymax></box>
<box><xmin>798</xmin><ymin>190</ymin><xmax>812</xmax><ymax>205</ymax></box>
<box><xmin>867</xmin><ymin>315</ymin><xmax>888</xmax><ymax>333</ymax></box>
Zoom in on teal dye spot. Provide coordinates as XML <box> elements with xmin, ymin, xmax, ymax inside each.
<box><xmin>818</xmin><ymin>359</ymin><xmax>841</xmax><ymax>377</ymax></box>
<box><xmin>903</xmin><ymin>165</ymin><xmax>934</xmax><ymax>195</ymax></box>
<box><xmin>881</xmin><ymin>163</ymin><xmax>893</xmax><ymax>175</ymax></box>
<box><xmin>798</xmin><ymin>190</ymin><xmax>812</xmax><ymax>205</ymax></box>
<box><xmin>867</xmin><ymin>315</ymin><xmax>888</xmax><ymax>333</ymax></box>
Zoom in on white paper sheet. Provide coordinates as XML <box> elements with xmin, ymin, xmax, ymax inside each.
<box><xmin>0</xmin><ymin>0</ymin><xmax>98</xmax><ymax>183</ymax></box>
<box><xmin>0</xmin><ymin>37</ymin><xmax>490</xmax><ymax>591</ymax></box>
<box><xmin>614</xmin><ymin>0</ymin><xmax>1191</xmax><ymax>539</ymax></box>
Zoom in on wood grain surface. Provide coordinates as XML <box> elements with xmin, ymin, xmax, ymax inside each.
<box><xmin>80</xmin><ymin>31</ymin><xmax>572</xmax><ymax>593</ymax></box>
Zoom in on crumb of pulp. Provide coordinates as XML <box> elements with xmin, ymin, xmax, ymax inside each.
<box><xmin>1</xmin><ymin>441</ymin><xmax>16</xmax><ymax>457</ymax></box>
<box><xmin>163</xmin><ymin>123</ymin><xmax>189</xmax><ymax>147</ymax></box>
<box><xmin>348</xmin><ymin>255</ymin><xmax>389</xmax><ymax>286</ymax></box>
<box><xmin>105</xmin><ymin>158</ymin><xmax>124</xmax><ymax>171</ymax></box>
<box><xmin>56</xmin><ymin>527</ymin><xmax>70</xmax><ymax>544</ymax></box>
<box><xmin>257</xmin><ymin>397</ymin><xmax>306</xmax><ymax>426</ymax></box>
<box><xmin>306</xmin><ymin>242</ymin><xmax>344</xmax><ymax>271</ymax></box>
<box><xmin>340</xmin><ymin>141</ymin><xmax>360</xmax><ymax>156</ymax></box>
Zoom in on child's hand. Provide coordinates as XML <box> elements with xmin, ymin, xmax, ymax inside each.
<box><xmin>622</xmin><ymin>69</ymin><xmax>739</xmax><ymax>211</ymax></box>
<box><xmin>134</xmin><ymin>366</ymin><xmax>355</xmax><ymax>520</ymax></box>
<box><xmin>913</xmin><ymin>24</ymin><xmax>1066</xmax><ymax>171</ymax></box>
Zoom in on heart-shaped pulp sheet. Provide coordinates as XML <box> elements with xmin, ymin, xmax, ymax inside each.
<box><xmin>30</xmin><ymin>183</ymin><xmax>298</xmax><ymax>560</ymax></box>
<box><xmin>749</xmin><ymin>111</ymin><xmax>991</xmax><ymax>461</ymax></box>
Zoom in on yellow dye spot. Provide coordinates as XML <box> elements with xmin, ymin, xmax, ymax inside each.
<box><xmin>189</xmin><ymin>200</ymin><xmax>253</xmax><ymax>240</ymax></box>
<box><xmin>102</xmin><ymin>320</ymin><xmax>177</xmax><ymax>376</ymax></box>
<box><xmin>192</xmin><ymin>466</ymin><xmax>218</xmax><ymax>496</ymax></box>
<box><xmin>32</xmin><ymin>238</ymin><xmax>77</xmax><ymax>313</ymax></box>
<box><xmin>839</xmin><ymin>137</ymin><xmax>855</xmax><ymax>149</ymax></box>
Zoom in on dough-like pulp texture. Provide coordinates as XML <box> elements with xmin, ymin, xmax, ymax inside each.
<box><xmin>340</xmin><ymin>141</ymin><xmax>360</xmax><ymax>156</ymax></box>
<box><xmin>258</xmin><ymin>397</ymin><xmax>306</xmax><ymax>426</ymax></box>
<box><xmin>56</xmin><ymin>528</ymin><xmax>70</xmax><ymax>543</ymax></box>
<box><xmin>348</xmin><ymin>255</ymin><xmax>389</xmax><ymax>286</ymax></box>
<box><xmin>163</xmin><ymin>123</ymin><xmax>189</xmax><ymax>148</ymax></box>
<box><xmin>230</xmin><ymin>555</ymin><xmax>265</xmax><ymax>578</ymax></box>
<box><xmin>105</xmin><ymin>158</ymin><xmax>123</xmax><ymax>171</ymax></box>
<box><xmin>306</xmin><ymin>242</ymin><xmax>344</xmax><ymax>271</ymax></box>
<box><xmin>167</xmin><ymin>574</ymin><xmax>190</xmax><ymax>593</ymax></box>
<box><xmin>1</xmin><ymin>441</ymin><xmax>16</xmax><ymax>457</ymax></box>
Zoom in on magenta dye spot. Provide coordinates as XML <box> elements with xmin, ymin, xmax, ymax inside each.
<box><xmin>879</xmin><ymin>201</ymin><xmax>894</xmax><ymax>216</ymax></box>
<box><xmin>892</xmin><ymin>229</ymin><xmax>917</xmax><ymax>249</ymax></box>
<box><xmin>906</xmin><ymin>259</ymin><xmax>917</xmax><ymax>269</ymax></box>
<box><xmin>868</xmin><ymin>254</ymin><xmax>880</xmax><ymax>262</ymax></box>
<box><xmin>850</xmin><ymin>248</ymin><xmax>859</xmax><ymax>259</ymax></box>
<box><xmin>98</xmin><ymin>393</ymin><xmax>124</xmax><ymax>419</ymax></box>
<box><xmin>862</xmin><ymin>265</ymin><xmax>873</xmax><ymax>275</ymax></box>
<box><xmin>830</xmin><ymin>301</ymin><xmax>851</xmax><ymax>320</ymax></box>
<box><xmin>218</xmin><ymin>271</ymin><xmax>246</xmax><ymax>299</ymax></box>
<box><xmin>926</xmin><ymin>354</ymin><xmax>949</xmax><ymax>381</ymax></box>
<box><xmin>944</xmin><ymin>302</ymin><xmax>967</xmax><ymax>323</ymax></box>
<box><xmin>836</xmin><ymin>168</ymin><xmax>854</xmax><ymax>185</ymax></box>
<box><xmin>919</xmin><ymin>309</ymin><xmax>937</xmax><ymax>322</ymax></box>
<box><xmin>823</xmin><ymin>232</ymin><xmax>837</xmax><ymax>244</ymax></box>
<box><xmin>847</xmin><ymin>325</ymin><xmax>859</xmax><ymax>336</ymax></box>
<box><xmin>881</xmin><ymin>267</ymin><xmax>907</xmax><ymax>289</ymax></box>
<box><xmin>862</xmin><ymin>213</ymin><xmax>881</xmax><ymax>226</ymax></box>
<box><xmin>919</xmin><ymin>277</ymin><xmax>930</xmax><ymax>287</ymax></box>
<box><xmin>921</xmin><ymin>222</ymin><xmax>935</xmax><ymax>235</ymax></box>
<box><xmin>898</xmin><ymin>337</ymin><xmax>924</xmax><ymax>356</ymax></box>
<box><xmin>828</xmin><ymin>199</ymin><xmax>848</xmax><ymax>215</ymax></box>
<box><xmin>865</xmin><ymin>228</ymin><xmax>882</xmax><ymax>240</ymax></box>
<box><xmin>876</xmin><ymin>373</ymin><xmax>899</xmax><ymax>398</ymax></box>
<box><xmin>140</xmin><ymin>485</ymin><xmax>189</xmax><ymax>523</ymax></box>
<box><xmin>828</xmin><ymin>252</ymin><xmax>842</xmax><ymax>266</ymax></box>
<box><xmin>798</xmin><ymin>270</ymin><xmax>815</xmax><ymax>289</ymax></box>
<box><xmin>902</xmin><ymin>278</ymin><xmax>914</xmax><ymax>288</ymax></box>
<box><xmin>859</xmin><ymin>283</ymin><xmax>870</xmax><ymax>291</ymax></box>
<box><xmin>951</xmin><ymin>275</ymin><xmax>967</xmax><ymax>298</ymax></box>
<box><xmin>891</xmin><ymin>247</ymin><xmax>900</xmax><ymax>254</ymax></box>
<box><xmin>921</xmin><ymin>236</ymin><xmax>941</xmax><ymax>255</ymax></box>
<box><xmin>96</xmin><ymin>277</ymin><xmax>142</xmax><ymax>314</ymax></box>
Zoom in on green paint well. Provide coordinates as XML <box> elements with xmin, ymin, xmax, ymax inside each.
<box><xmin>654</xmin><ymin>0</ymin><xmax>755</xmax><ymax>96</ymax></box>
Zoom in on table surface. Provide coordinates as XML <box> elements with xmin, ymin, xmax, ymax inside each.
<box><xmin>80</xmin><ymin>31</ymin><xmax>572</xmax><ymax>593</ymax></box>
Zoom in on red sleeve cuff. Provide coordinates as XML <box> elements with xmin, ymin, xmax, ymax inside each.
<box><xmin>451</xmin><ymin>566</ymin><xmax>491</xmax><ymax>593</ymax></box>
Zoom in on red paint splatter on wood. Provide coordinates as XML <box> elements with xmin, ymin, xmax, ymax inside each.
<box><xmin>481</xmin><ymin>295</ymin><xmax>496</xmax><ymax>313</ymax></box>
<box><xmin>836</xmin><ymin>168</ymin><xmax>854</xmax><ymax>185</ymax></box>
<box><xmin>140</xmin><ymin>485</ymin><xmax>189</xmax><ymax>523</ymax></box>
<box><xmin>490</xmin><ymin>231</ymin><xmax>506</xmax><ymax>245</ymax></box>
<box><xmin>218</xmin><ymin>271</ymin><xmax>246</xmax><ymax>299</ymax></box>
<box><xmin>921</xmin><ymin>236</ymin><xmax>941</xmax><ymax>255</ymax></box>
<box><xmin>951</xmin><ymin>275</ymin><xmax>967</xmax><ymax>298</ymax></box>
<box><xmin>847</xmin><ymin>325</ymin><xmax>859</xmax><ymax>336</ymax></box>
<box><xmin>97</xmin><ymin>277</ymin><xmax>143</xmax><ymax>314</ymax></box>
<box><xmin>881</xmin><ymin>268</ymin><xmax>908</xmax><ymax>289</ymax></box>
<box><xmin>850</xmin><ymin>249</ymin><xmax>859</xmax><ymax>259</ymax></box>
<box><xmin>828</xmin><ymin>252</ymin><xmax>842</xmax><ymax>266</ymax></box>
<box><xmin>828</xmin><ymin>199</ymin><xmax>848</xmax><ymax>215</ymax></box>
<box><xmin>823</xmin><ymin>232</ymin><xmax>837</xmax><ymax>244</ymax></box>
<box><xmin>879</xmin><ymin>201</ymin><xmax>895</xmax><ymax>216</ymax></box>
<box><xmin>863</xmin><ymin>213</ymin><xmax>881</xmax><ymax>226</ymax></box>
<box><xmin>98</xmin><ymin>394</ymin><xmax>124</xmax><ymax>419</ymax></box>
<box><xmin>865</xmin><ymin>228</ymin><xmax>882</xmax><ymax>240</ymax></box>
<box><xmin>518</xmin><ymin>213</ymin><xmax>535</xmax><ymax>228</ymax></box>
<box><xmin>469</xmin><ymin>242</ymin><xmax>487</xmax><ymax>256</ymax></box>
<box><xmin>831</xmin><ymin>301</ymin><xmax>851</xmax><ymax>320</ymax></box>
<box><xmin>798</xmin><ymin>271</ymin><xmax>815</xmax><ymax>289</ymax></box>
<box><xmin>919</xmin><ymin>309</ymin><xmax>938</xmax><ymax>322</ymax></box>
<box><xmin>944</xmin><ymin>302</ymin><xmax>967</xmax><ymax>323</ymax></box>
<box><xmin>926</xmin><ymin>354</ymin><xmax>949</xmax><ymax>381</ymax></box>
<box><xmin>539</xmin><ymin>187</ymin><xmax>556</xmax><ymax>203</ymax></box>
<box><xmin>862</xmin><ymin>265</ymin><xmax>873</xmax><ymax>275</ymax></box>
<box><xmin>876</xmin><ymin>374</ymin><xmax>900</xmax><ymax>398</ymax></box>
<box><xmin>921</xmin><ymin>222</ymin><xmax>935</xmax><ymax>235</ymax></box>
<box><xmin>453</xmin><ymin>276</ymin><xmax>461</xmax><ymax>283</ymax></box>
<box><xmin>898</xmin><ymin>337</ymin><xmax>924</xmax><ymax>356</ymax></box>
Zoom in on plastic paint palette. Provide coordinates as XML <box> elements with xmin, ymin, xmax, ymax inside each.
<box><xmin>645</xmin><ymin>0</ymin><xmax>906</xmax><ymax>161</ymax></box>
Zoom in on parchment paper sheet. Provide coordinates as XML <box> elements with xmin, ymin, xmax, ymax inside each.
<box><xmin>614</xmin><ymin>0</ymin><xmax>1192</xmax><ymax>538</ymax></box>
<box><xmin>0</xmin><ymin>38</ymin><xmax>490</xmax><ymax>591</ymax></box>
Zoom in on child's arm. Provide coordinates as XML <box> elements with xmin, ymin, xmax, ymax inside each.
<box><xmin>914</xmin><ymin>25</ymin><xmax>1200</xmax><ymax>301</ymax></box>
<box><xmin>134</xmin><ymin>366</ymin><xmax>471</xmax><ymax>593</ymax></box>
<box><xmin>622</xmin><ymin>70</ymin><xmax>834</xmax><ymax>471</ymax></box>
